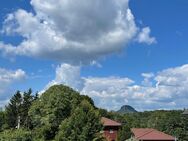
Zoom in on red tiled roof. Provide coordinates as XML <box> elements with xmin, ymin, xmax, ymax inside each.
<box><xmin>131</xmin><ymin>128</ymin><xmax>175</xmax><ymax>140</ymax></box>
<box><xmin>101</xmin><ymin>117</ymin><xmax>121</xmax><ymax>126</ymax></box>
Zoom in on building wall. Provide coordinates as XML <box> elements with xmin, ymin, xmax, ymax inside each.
<box><xmin>103</xmin><ymin>126</ymin><xmax>119</xmax><ymax>141</ymax></box>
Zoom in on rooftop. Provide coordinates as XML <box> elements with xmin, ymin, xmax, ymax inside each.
<box><xmin>182</xmin><ymin>109</ymin><xmax>188</xmax><ymax>115</ymax></box>
<box><xmin>131</xmin><ymin>128</ymin><xmax>175</xmax><ymax>140</ymax></box>
<box><xmin>101</xmin><ymin>117</ymin><xmax>121</xmax><ymax>126</ymax></box>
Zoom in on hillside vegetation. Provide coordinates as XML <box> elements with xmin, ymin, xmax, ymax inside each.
<box><xmin>0</xmin><ymin>85</ymin><xmax>187</xmax><ymax>141</ymax></box>
<box><xmin>117</xmin><ymin>105</ymin><xmax>137</xmax><ymax>114</ymax></box>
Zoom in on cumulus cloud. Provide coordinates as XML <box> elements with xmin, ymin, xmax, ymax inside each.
<box><xmin>0</xmin><ymin>0</ymin><xmax>155</xmax><ymax>64</ymax></box>
<box><xmin>137</xmin><ymin>27</ymin><xmax>156</xmax><ymax>45</ymax></box>
<box><xmin>0</xmin><ymin>68</ymin><xmax>26</xmax><ymax>106</ymax></box>
<box><xmin>42</xmin><ymin>64</ymin><xmax>84</xmax><ymax>93</ymax></box>
<box><xmin>0</xmin><ymin>99</ymin><xmax>9</xmax><ymax>108</ymax></box>
<box><xmin>141</xmin><ymin>72</ymin><xmax>154</xmax><ymax>86</ymax></box>
<box><xmin>0</xmin><ymin>68</ymin><xmax>26</xmax><ymax>89</ymax></box>
<box><xmin>44</xmin><ymin>63</ymin><xmax>188</xmax><ymax>111</ymax></box>
<box><xmin>81</xmin><ymin>77</ymin><xmax>134</xmax><ymax>110</ymax></box>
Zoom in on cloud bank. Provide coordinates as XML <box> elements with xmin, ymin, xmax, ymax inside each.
<box><xmin>44</xmin><ymin>63</ymin><xmax>188</xmax><ymax>111</ymax></box>
<box><xmin>0</xmin><ymin>68</ymin><xmax>26</xmax><ymax>106</ymax></box>
<box><xmin>0</xmin><ymin>0</ymin><xmax>155</xmax><ymax>64</ymax></box>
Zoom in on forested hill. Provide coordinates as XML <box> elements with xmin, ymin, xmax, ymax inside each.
<box><xmin>0</xmin><ymin>85</ymin><xmax>104</xmax><ymax>140</ymax></box>
<box><xmin>117</xmin><ymin>105</ymin><xmax>137</xmax><ymax>114</ymax></box>
<box><xmin>0</xmin><ymin>85</ymin><xmax>187</xmax><ymax>141</ymax></box>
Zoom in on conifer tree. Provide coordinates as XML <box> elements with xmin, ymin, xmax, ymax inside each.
<box><xmin>21</xmin><ymin>88</ymin><xmax>34</xmax><ymax>129</ymax></box>
<box><xmin>5</xmin><ymin>91</ymin><xmax>22</xmax><ymax>128</ymax></box>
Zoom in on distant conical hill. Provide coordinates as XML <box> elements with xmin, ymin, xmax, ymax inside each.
<box><xmin>117</xmin><ymin>105</ymin><xmax>137</xmax><ymax>114</ymax></box>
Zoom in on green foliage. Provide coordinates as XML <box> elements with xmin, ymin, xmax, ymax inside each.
<box><xmin>28</xmin><ymin>85</ymin><xmax>96</xmax><ymax>140</ymax></box>
<box><xmin>0</xmin><ymin>129</ymin><xmax>32</xmax><ymax>141</ymax></box>
<box><xmin>5</xmin><ymin>89</ymin><xmax>36</xmax><ymax>129</ymax></box>
<box><xmin>0</xmin><ymin>85</ymin><xmax>187</xmax><ymax>141</ymax></box>
<box><xmin>55</xmin><ymin>100</ymin><xmax>103</xmax><ymax>141</ymax></box>
<box><xmin>117</xmin><ymin>125</ymin><xmax>131</xmax><ymax>141</ymax></box>
<box><xmin>5</xmin><ymin>91</ymin><xmax>22</xmax><ymax>128</ymax></box>
<box><xmin>0</xmin><ymin>111</ymin><xmax>5</xmax><ymax>131</ymax></box>
<box><xmin>21</xmin><ymin>89</ymin><xmax>35</xmax><ymax>129</ymax></box>
<box><xmin>115</xmin><ymin>110</ymin><xmax>188</xmax><ymax>141</ymax></box>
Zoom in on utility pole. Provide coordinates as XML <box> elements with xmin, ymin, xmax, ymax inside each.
<box><xmin>17</xmin><ymin>115</ymin><xmax>20</xmax><ymax>129</ymax></box>
<box><xmin>16</xmin><ymin>102</ymin><xmax>21</xmax><ymax>129</ymax></box>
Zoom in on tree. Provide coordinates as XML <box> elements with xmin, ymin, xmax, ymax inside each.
<box><xmin>55</xmin><ymin>100</ymin><xmax>103</xmax><ymax>141</ymax></box>
<box><xmin>29</xmin><ymin>85</ymin><xmax>92</xmax><ymax>140</ymax></box>
<box><xmin>0</xmin><ymin>111</ymin><xmax>5</xmax><ymax>131</ymax></box>
<box><xmin>5</xmin><ymin>91</ymin><xmax>22</xmax><ymax>128</ymax></box>
<box><xmin>5</xmin><ymin>89</ymin><xmax>35</xmax><ymax>129</ymax></box>
<box><xmin>0</xmin><ymin>129</ymin><xmax>32</xmax><ymax>141</ymax></box>
<box><xmin>21</xmin><ymin>88</ymin><xmax>34</xmax><ymax>129</ymax></box>
<box><xmin>118</xmin><ymin>125</ymin><xmax>132</xmax><ymax>141</ymax></box>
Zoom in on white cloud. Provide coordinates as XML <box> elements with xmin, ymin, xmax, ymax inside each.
<box><xmin>155</xmin><ymin>64</ymin><xmax>188</xmax><ymax>87</ymax></box>
<box><xmin>0</xmin><ymin>68</ymin><xmax>26</xmax><ymax>106</ymax></box>
<box><xmin>137</xmin><ymin>27</ymin><xmax>156</xmax><ymax>45</ymax></box>
<box><xmin>0</xmin><ymin>0</ymin><xmax>155</xmax><ymax>64</ymax></box>
<box><xmin>142</xmin><ymin>73</ymin><xmax>154</xmax><ymax>78</ymax></box>
<box><xmin>0</xmin><ymin>99</ymin><xmax>9</xmax><ymax>108</ymax></box>
<box><xmin>0</xmin><ymin>68</ymin><xmax>26</xmax><ymax>88</ymax></box>
<box><xmin>42</xmin><ymin>64</ymin><xmax>84</xmax><ymax>93</ymax></box>
<box><xmin>81</xmin><ymin>77</ymin><xmax>134</xmax><ymax>110</ymax></box>
<box><xmin>43</xmin><ymin>64</ymin><xmax>188</xmax><ymax>111</ymax></box>
<box><xmin>141</xmin><ymin>72</ymin><xmax>154</xmax><ymax>86</ymax></box>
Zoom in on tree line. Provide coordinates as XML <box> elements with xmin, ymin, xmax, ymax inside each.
<box><xmin>0</xmin><ymin>85</ymin><xmax>104</xmax><ymax>141</ymax></box>
<box><xmin>0</xmin><ymin>85</ymin><xmax>187</xmax><ymax>141</ymax></box>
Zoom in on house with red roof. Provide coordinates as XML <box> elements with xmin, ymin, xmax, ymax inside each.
<box><xmin>101</xmin><ymin>117</ymin><xmax>122</xmax><ymax>141</ymax></box>
<box><xmin>182</xmin><ymin>109</ymin><xmax>188</xmax><ymax>116</ymax></box>
<box><xmin>127</xmin><ymin>128</ymin><xmax>176</xmax><ymax>141</ymax></box>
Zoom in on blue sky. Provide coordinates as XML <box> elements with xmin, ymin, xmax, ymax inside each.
<box><xmin>0</xmin><ymin>0</ymin><xmax>188</xmax><ymax>111</ymax></box>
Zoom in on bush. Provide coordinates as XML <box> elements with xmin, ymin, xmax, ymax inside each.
<box><xmin>0</xmin><ymin>129</ymin><xmax>32</xmax><ymax>141</ymax></box>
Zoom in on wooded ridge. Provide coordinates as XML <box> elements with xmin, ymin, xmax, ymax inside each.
<box><xmin>0</xmin><ymin>85</ymin><xmax>187</xmax><ymax>141</ymax></box>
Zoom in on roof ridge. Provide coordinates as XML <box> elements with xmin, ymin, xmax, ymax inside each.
<box><xmin>101</xmin><ymin>117</ymin><xmax>121</xmax><ymax>126</ymax></box>
<box><xmin>154</xmin><ymin>129</ymin><xmax>175</xmax><ymax>137</ymax></box>
<box><xmin>136</xmin><ymin>128</ymin><xmax>155</xmax><ymax>139</ymax></box>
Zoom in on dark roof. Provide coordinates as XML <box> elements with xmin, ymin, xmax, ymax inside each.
<box><xmin>131</xmin><ymin>128</ymin><xmax>175</xmax><ymax>140</ymax></box>
<box><xmin>101</xmin><ymin>117</ymin><xmax>121</xmax><ymax>126</ymax></box>
<box><xmin>182</xmin><ymin>109</ymin><xmax>188</xmax><ymax>115</ymax></box>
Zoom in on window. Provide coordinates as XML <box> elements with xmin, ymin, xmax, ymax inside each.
<box><xmin>109</xmin><ymin>129</ymin><xmax>114</xmax><ymax>133</ymax></box>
